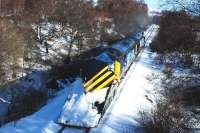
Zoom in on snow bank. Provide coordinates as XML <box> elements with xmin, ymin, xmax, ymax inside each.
<box><xmin>90</xmin><ymin>25</ymin><xmax>160</xmax><ymax>133</ymax></box>
<box><xmin>0</xmin><ymin>78</ymin><xmax>84</xmax><ymax>133</ymax></box>
<box><xmin>57</xmin><ymin>78</ymin><xmax>99</xmax><ymax>127</ymax></box>
<box><xmin>58</xmin><ymin>79</ymin><xmax>109</xmax><ymax>128</ymax></box>
<box><xmin>0</xmin><ymin>77</ymin><xmax>109</xmax><ymax>132</ymax></box>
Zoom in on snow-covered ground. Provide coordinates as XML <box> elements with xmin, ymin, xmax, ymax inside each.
<box><xmin>57</xmin><ymin>78</ymin><xmax>108</xmax><ymax>128</ymax></box>
<box><xmin>0</xmin><ymin>80</ymin><xmax>83</xmax><ymax>133</ymax></box>
<box><xmin>90</xmin><ymin>25</ymin><xmax>160</xmax><ymax>133</ymax></box>
<box><xmin>0</xmin><ymin>25</ymin><xmax>160</xmax><ymax>133</ymax></box>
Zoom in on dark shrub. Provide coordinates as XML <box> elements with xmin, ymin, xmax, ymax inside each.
<box><xmin>150</xmin><ymin>11</ymin><xmax>196</xmax><ymax>53</ymax></box>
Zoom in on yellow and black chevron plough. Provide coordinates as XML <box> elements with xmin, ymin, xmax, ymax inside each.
<box><xmin>84</xmin><ymin>61</ymin><xmax>121</xmax><ymax>93</ymax></box>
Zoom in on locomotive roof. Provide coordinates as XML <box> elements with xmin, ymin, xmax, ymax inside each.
<box><xmin>112</xmin><ymin>39</ymin><xmax>135</xmax><ymax>54</ymax></box>
<box><xmin>95</xmin><ymin>52</ymin><xmax>113</xmax><ymax>64</ymax></box>
<box><xmin>131</xmin><ymin>32</ymin><xmax>143</xmax><ymax>41</ymax></box>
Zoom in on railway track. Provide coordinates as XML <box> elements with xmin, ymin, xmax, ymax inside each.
<box><xmin>57</xmin><ymin>25</ymin><xmax>157</xmax><ymax>133</ymax></box>
<box><xmin>98</xmin><ymin>25</ymin><xmax>157</xmax><ymax>124</ymax></box>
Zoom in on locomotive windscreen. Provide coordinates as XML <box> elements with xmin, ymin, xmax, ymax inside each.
<box><xmin>65</xmin><ymin>59</ymin><xmax>108</xmax><ymax>82</ymax></box>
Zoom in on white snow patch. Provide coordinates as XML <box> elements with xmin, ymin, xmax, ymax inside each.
<box><xmin>58</xmin><ymin>79</ymin><xmax>109</xmax><ymax>127</ymax></box>
<box><xmin>0</xmin><ymin>25</ymin><xmax>160</xmax><ymax>133</ymax></box>
<box><xmin>0</xmin><ymin>78</ymin><xmax>85</xmax><ymax>133</ymax></box>
<box><xmin>90</xmin><ymin>25</ymin><xmax>160</xmax><ymax>133</ymax></box>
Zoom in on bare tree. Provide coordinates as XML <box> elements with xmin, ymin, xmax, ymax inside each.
<box><xmin>150</xmin><ymin>11</ymin><xmax>196</xmax><ymax>53</ymax></box>
<box><xmin>161</xmin><ymin>0</ymin><xmax>200</xmax><ymax>16</ymax></box>
<box><xmin>51</xmin><ymin>0</ymin><xmax>97</xmax><ymax>59</ymax></box>
<box><xmin>0</xmin><ymin>18</ymin><xmax>26</xmax><ymax>83</ymax></box>
<box><xmin>97</xmin><ymin>0</ymin><xmax>148</xmax><ymax>41</ymax></box>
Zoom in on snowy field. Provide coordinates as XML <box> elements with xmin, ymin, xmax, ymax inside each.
<box><xmin>0</xmin><ymin>25</ymin><xmax>160</xmax><ymax>133</ymax></box>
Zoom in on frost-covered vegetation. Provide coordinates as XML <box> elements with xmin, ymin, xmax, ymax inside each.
<box><xmin>150</xmin><ymin>1</ymin><xmax>200</xmax><ymax>67</ymax></box>
<box><xmin>139</xmin><ymin>55</ymin><xmax>200</xmax><ymax>133</ymax></box>
<box><xmin>150</xmin><ymin>11</ymin><xmax>199</xmax><ymax>54</ymax></box>
<box><xmin>0</xmin><ymin>0</ymin><xmax>148</xmax><ymax>86</ymax></box>
<box><xmin>0</xmin><ymin>0</ymin><xmax>148</xmax><ymax>126</ymax></box>
<box><xmin>139</xmin><ymin>1</ymin><xmax>200</xmax><ymax>132</ymax></box>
